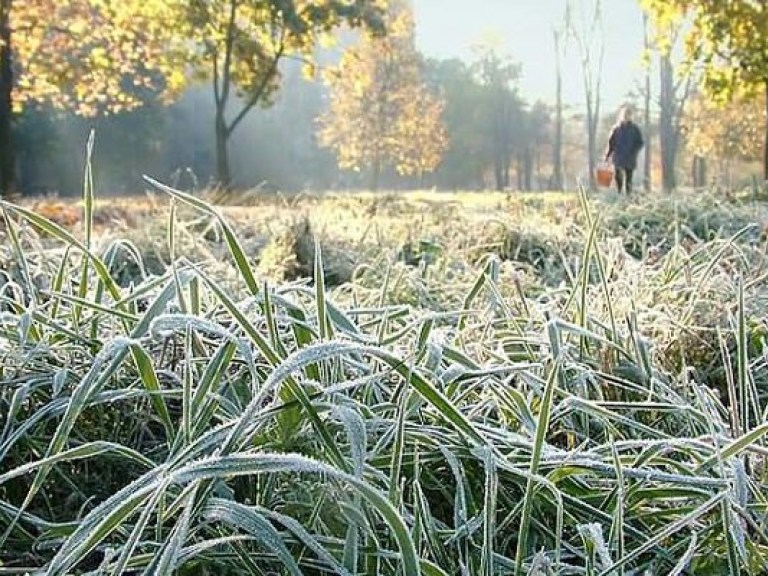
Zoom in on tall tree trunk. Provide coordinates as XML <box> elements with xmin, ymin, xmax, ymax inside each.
<box><xmin>494</xmin><ymin>154</ymin><xmax>504</xmax><ymax>191</ymax></box>
<box><xmin>763</xmin><ymin>79</ymin><xmax>768</xmax><ymax>183</ymax></box>
<box><xmin>371</xmin><ymin>155</ymin><xmax>381</xmax><ymax>191</ymax></box>
<box><xmin>643</xmin><ymin>77</ymin><xmax>652</xmax><ymax>191</ymax></box>
<box><xmin>659</xmin><ymin>54</ymin><xmax>678</xmax><ymax>192</ymax></box>
<box><xmin>494</xmin><ymin>115</ymin><xmax>505</xmax><ymax>191</ymax></box>
<box><xmin>535</xmin><ymin>140</ymin><xmax>542</xmax><ymax>187</ymax></box>
<box><xmin>493</xmin><ymin>91</ymin><xmax>510</xmax><ymax>191</ymax></box>
<box><xmin>586</xmin><ymin>95</ymin><xmax>599</xmax><ymax>191</ymax></box>
<box><xmin>587</xmin><ymin>108</ymin><xmax>595</xmax><ymax>190</ymax></box>
<box><xmin>503</xmin><ymin>143</ymin><xmax>511</xmax><ymax>189</ymax></box>
<box><xmin>569</xmin><ymin>0</ymin><xmax>604</xmax><ymax>191</ymax></box>
<box><xmin>693</xmin><ymin>155</ymin><xmax>707</xmax><ymax>188</ymax></box>
<box><xmin>523</xmin><ymin>146</ymin><xmax>533</xmax><ymax>191</ymax></box>
<box><xmin>214</xmin><ymin>111</ymin><xmax>231</xmax><ymax>189</ymax></box>
<box><xmin>552</xmin><ymin>28</ymin><xmax>564</xmax><ymax>191</ymax></box>
<box><xmin>643</xmin><ymin>13</ymin><xmax>652</xmax><ymax>192</ymax></box>
<box><xmin>0</xmin><ymin>0</ymin><xmax>14</xmax><ymax>196</ymax></box>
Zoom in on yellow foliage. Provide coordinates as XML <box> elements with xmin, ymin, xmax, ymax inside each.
<box><xmin>641</xmin><ymin>0</ymin><xmax>768</xmax><ymax>99</ymax></box>
<box><xmin>684</xmin><ymin>91</ymin><xmax>767</xmax><ymax>161</ymax></box>
<box><xmin>317</xmin><ymin>5</ymin><xmax>448</xmax><ymax>180</ymax></box>
<box><xmin>9</xmin><ymin>0</ymin><xmax>187</xmax><ymax>116</ymax></box>
<box><xmin>176</xmin><ymin>0</ymin><xmax>388</xmax><ymax>116</ymax></box>
<box><xmin>642</xmin><ymin>0</ymin><xmax>768</xmax><ymax>177</ymax></box>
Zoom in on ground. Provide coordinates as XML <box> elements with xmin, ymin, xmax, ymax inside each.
<box><xmin>1</xmin><ymin>186</ymin><xmax>768</xmax><ymax>574</ymax></box>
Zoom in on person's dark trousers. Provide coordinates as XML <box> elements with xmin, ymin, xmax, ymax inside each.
<box><xmin>615</xmin><ymin>167</ymin><xmax>634</xmax><ymax>193</ymax></box>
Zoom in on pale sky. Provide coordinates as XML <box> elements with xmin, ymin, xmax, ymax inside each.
<box><xmin>412</xmin><ymin>0</ymin><xmax>646</xmax><ymax>111</ymax></box>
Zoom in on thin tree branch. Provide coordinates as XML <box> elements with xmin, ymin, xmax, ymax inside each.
<box><xmin>212</xmin><ymin>50</ymin><xmax>221</xmax><ymax>108</ymax></box>
<box><xmin>226</xmin><ymin>46</ymin><xmax>285</xmax><ymax>137</ymax></box>
<box><xmin>219</xmin><ymin>0</ymin><xmax>239</xmax><ymax>110</ymax></box>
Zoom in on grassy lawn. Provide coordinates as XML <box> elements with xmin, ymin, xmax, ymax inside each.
<box><xmin>2</xmin><ymin>183</ymin><xmax>768</xmax><ymax>574</ymax></box>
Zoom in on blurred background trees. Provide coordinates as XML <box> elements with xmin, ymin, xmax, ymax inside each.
<box><xmin>180</xmin><ymin>0</ymin><xmax>387</xmax><ymax>188</ymax></box>
<box><xmin>1</xmin><ymin>0</ymin><xmax>766</xmax><ymax>196</ymax></box>
<box><xmin>643</xmin><ymin>0</ymin><xmax>768</xmax><ymax>183</ymax></box>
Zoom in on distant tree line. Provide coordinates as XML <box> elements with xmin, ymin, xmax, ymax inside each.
<box><xmin>1</xmin><ymin>0</ymin><xmax>766</xmax><ymax>196</ymax></box>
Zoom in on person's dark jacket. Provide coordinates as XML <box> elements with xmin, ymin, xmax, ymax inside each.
<box><xmin>605</xmin><ymin>121</ymin><xmax>644</xmax><ymax>170</ymax></box>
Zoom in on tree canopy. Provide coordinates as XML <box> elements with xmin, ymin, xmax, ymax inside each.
<box><xmin>318</xmin><ymin>6</ymin><xmax>447</xmax><ymax>189</ymax></box>
<box><xmin>684</xmin><ymin>91</ymin><xmax>766</xmax><ymax>166</ymax></box>
<box><xmin>180</xmin><ymin>0</ymin><xmax>387</xmax><ymax>187</ymax></box>
<box><xmin>0</xmin><ymin>0</ymin><xmax>185</xmax><ymax>193</ymax></box>
<box><xmin>5</xmin><ymin>0</ymin><xmax>184</xmax><ymax>115</ymax></box>
<box><xmin>642</xmin><ymin>0</ymin><xmax>768</xmax><ymax>179</ymax></box>
<box><xmin>0</xmin><ymin>0</ymin><xmax>388</xmax><ymax>193</ymax></box>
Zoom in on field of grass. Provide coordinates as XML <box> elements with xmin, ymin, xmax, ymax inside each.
<box><xmin>2</xmin><ymin>171</ymin><xmax>768</xmax><ymax>574</ymax></box>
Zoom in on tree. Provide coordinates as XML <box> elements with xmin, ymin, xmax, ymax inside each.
<box><xmin>551</xmin><ymin>25</ymin><xmax>566</xmax><ymax>191</ymax></box>
<box><xmin>471</xmin><ymin>43</ymin><xmax>523</xmax><ymax>191</ymax></box>
<box><xmin>424</xmin><ymin>54</ymin><xmax>549</xmax><ymax>192</ymax></box>
<box><xmin>0</xmin><ymin>0</ymin><xmax>184</xmax><ymax>195</ymax></box>
<box><xmin>658</xmin><ymin>47</ymin><xmax>693</xmax><ymax>192</ymax></box>
<box><xmin>642</xmin><ymin>0</ymin><xmax>768</xmax><ymax>181</ymax></box>
<box><xmin>317</xmin><ymin>6</ymin><xmax>447</xmax><ymax>190</ymax></box>
<box><xmin>566</xmin><ymin>0</ymin><xmax>605</xmax><ymax>189</ymax></box>
<box><xmin>526</xmin><ymin>101</ymin><xmax>553</xmax><ymax>190</ymax></box>
<box><xmin>514</xmin><ymin>107</ymin><xmax>535</xmax><ymax>191</ymax></box>
<box><xmin>640</xmin><ymin>6</ymin><xmax>695</xmax><ymax>192</ymax></box>
<box><xmin>423</xmin><ymin>58</ymin><xmax>488</xmax><ymax>189</ymax></box>
<box><xmin>182</xmin><ymin>0</ymin><xmax>386</xmax><ymax>189</ymax></box>
<box><xmin>567</xmin><ymin>0</ymin><xmax>605</xmax><ymax>191</ymax></box>
<box><xmin>684</xmin><ymin>90</ymin><xmax>766</xmax><ymax>185</ymax></box>
<box><xmin>642</xmin><ymin>13</ymin><xmax>652</xmax><ymax>192</ymax></box>
<box><xmin>0</xmin><ymin>0</ymin><xmax>12</xmax><ymax>195</ymax></box>
<box><xmin>392</xmin><ymin>78</ymin><xmax>448</xmax><ymax>184</ymax></box>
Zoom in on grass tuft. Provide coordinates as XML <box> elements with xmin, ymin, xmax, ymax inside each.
<box><xmin>1</xmin><ymin>179</ymin><xmax>768</xmax><ymax>574</ymax></box>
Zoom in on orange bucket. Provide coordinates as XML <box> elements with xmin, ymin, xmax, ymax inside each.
<box><xmin>596</xmin><ymin>163</ymin><xmax>614</xmax><ymax>188</ymax></box>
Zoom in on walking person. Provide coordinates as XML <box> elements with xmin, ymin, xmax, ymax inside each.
<box><xmin>604</xmin><ymin>105</ymin><xmax>644</xmax><ymax>194</ymax></box>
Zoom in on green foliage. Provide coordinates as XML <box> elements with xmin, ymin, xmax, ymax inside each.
<box><xmin>181</xmin><ymin>0</ymin><xmax>386</xmax><ymax>107</ymax></box>
<box><xmin>423</xmin><ymin>58</ymin><xmax>490</xmax><ymax>188</ymax></box>
<box><xmin>423</xmin><ymin>48</ymin><xmax>551</xmax><ymax>191</ymax></box>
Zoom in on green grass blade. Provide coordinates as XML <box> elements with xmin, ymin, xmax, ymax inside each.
<box><xmin>46</xmin><ymin>474</ymin><xmax>163</xmax><ymax>575</ymax></box>
<box><xmin>515</xmin><ymin>360</ymin><xmax>560</xmax><ymax>576</ymax></box>
<box><xmin>203</xmin><ymin>498</ymin><xmax>303</xmax><ymax>576</ymax></box>
<box><xmin>143</xmin><ymin>175</ymin><xmax>260</xmax><ymax>296</ymax></box>
<box><xmin>129</xmin><ymin>344</ymin><xmax>175</xmax><ymax>444</ymax></box>
<box><xmin>598</xmin><ymin>492</ymin><xmax>726</xmax><ymax>576</ymax></box>
<box><xmin>695</xmin><ymin>422</ymin><xmax>768</xmax><ymax>474</ymax></box>
<box><xmin>480</xmin><ymin>447</ymin><xmax>497</xmax><ymax>576</ymax></box>
<box><xmin>170</xmin><ymin>452</ymin><xmax>421</xmax><ymax>576</ymax></box>
<box><xmin>0</xmin><ymin>441</ymin><xmax>153</xmax><ymax>485</ymax></box>
<box><xmin>145</xmin><ymin>483</ymin><xmax>197</xmax><ymax>574</ymax></box>
<box><xmin>1</xmin><ymin>202</ymin><xmax>122</xmax><ymax>302</ymax></box>
<box><xmin>609</xmin><ymin>438</ymin><xmax>625</xmax><ymax>576</ymax></box>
